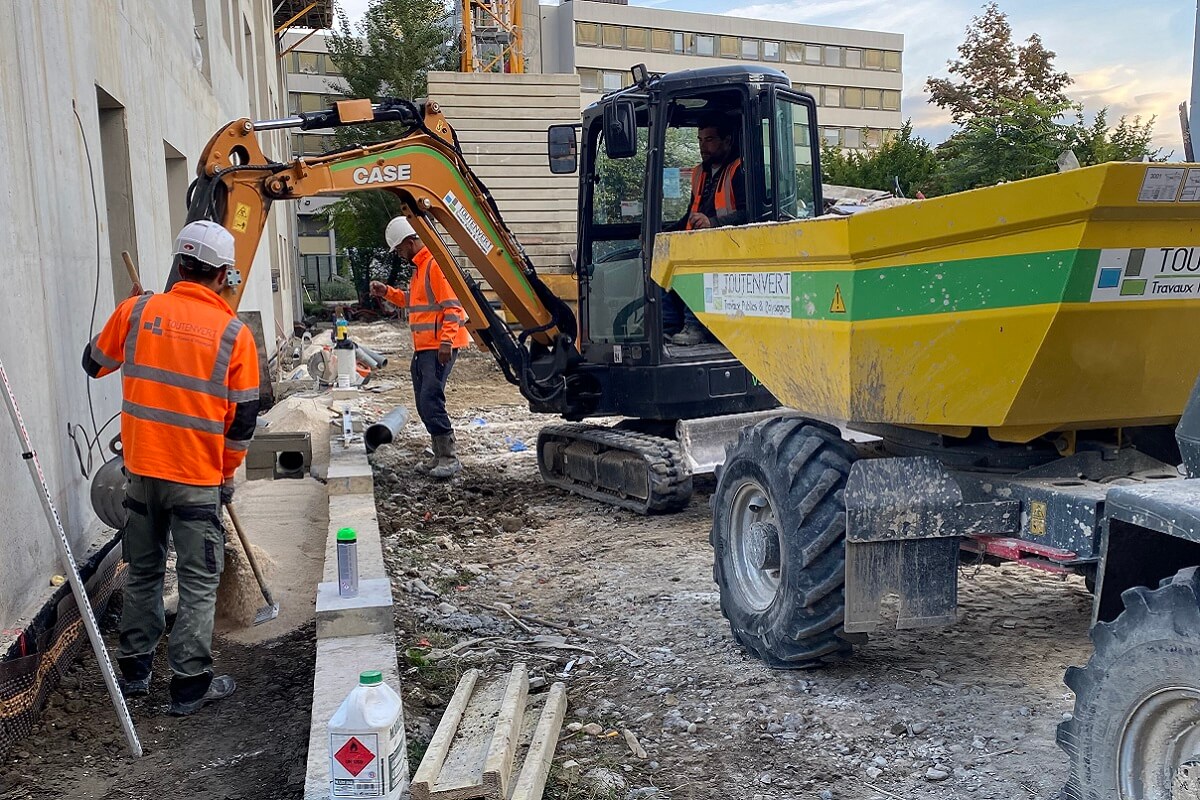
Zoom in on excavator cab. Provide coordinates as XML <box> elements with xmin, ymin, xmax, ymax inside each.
<box><xmin>548</xmin><ymin>65</ymin><xmax>822</xmax><ymax>423</ymax></box>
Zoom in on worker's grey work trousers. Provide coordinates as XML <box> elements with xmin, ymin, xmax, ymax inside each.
<box><xmin>117</xmin><ymin>473</ymin><xmax>224</xmax><ymax>702</ymax></box>
<box><xmin>411</xmin><ymin>348</ymin><xmax>458</xmax><ymax>436</ymax></box>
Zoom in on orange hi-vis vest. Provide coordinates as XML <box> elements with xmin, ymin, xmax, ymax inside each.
<box><xmin>687</xmin><ymin>157</ymin><xmax>744</xmax><ymax>229</ymax></box>
<box><xmin>87</xmin><ymin>282</ymin><xmax>260</xmax><ymax>486</ymax></box>
<box><xmin>382</xmin><ymin>246</ymin><xmax>471</xmax><ymax>351</ymax></box>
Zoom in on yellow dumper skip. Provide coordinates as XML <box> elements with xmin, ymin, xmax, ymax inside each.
<box><xmin>652</xmin><ymin>163</ymin><xmax>1200</xmax><ymax>442</ymax></box>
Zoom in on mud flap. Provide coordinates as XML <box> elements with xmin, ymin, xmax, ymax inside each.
<box><xmin>843</xmin><ymin>457</ymin><xmax>1020</xmax><ymax>634</ymax></box>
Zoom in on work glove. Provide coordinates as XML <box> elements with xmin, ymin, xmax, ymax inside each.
<box><xmin>220</xmin><ymin>482</ymin><xmax>235</xmax><ymax>507</ymax></box>
<box><xmin>438</xmin><ymin>342</ymin><xmax>453</xmax><ymax>366</ymax></box>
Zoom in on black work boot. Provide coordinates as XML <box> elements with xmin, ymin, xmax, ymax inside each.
<box><xmin>117</xmin><ymin>654</ymin><xmax>154</xmax><ymax>698</ymax></box>
<box><xmin>168</xmin><ymin>673</ymin><xmax>236</xmax><ymax>716</ymax></box>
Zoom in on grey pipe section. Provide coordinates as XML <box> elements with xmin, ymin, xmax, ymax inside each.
<box><xmin>355</xmin><ymin>346</ymin><xmax>382</xmax><ymax>370</ymax></box>
<box><xmin>357</xmin><ymin>344</ymin><xmax>388</xmax><ymax>368</ymax></box>
<box><xmin>365</xmin><ymin>406</ymin><xmax>410</xmax><ymax>453</ymax></box>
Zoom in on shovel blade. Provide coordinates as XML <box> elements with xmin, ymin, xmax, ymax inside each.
<box><xmin>254</xmin><ymin>602</ymin><xmax>280</xmax><ymax>626</ymax></box>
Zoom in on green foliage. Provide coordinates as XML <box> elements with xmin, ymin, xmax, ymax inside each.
<box><xmin>1068</xmin><ymin>107</ymin><xmax>1167</xmax><ymax>165</ymax></box>
<box><xmin>821</xmin><ymin>121</ymin><xmax>939</xmax><ymax>197</ymax></box>
<box><xmin>935</xmin><ymin>95</ymin><xmax>1072</xmax><ymax>193</ymax></box>
<box><xmin>926</xmin><ymin>2</ymin><xmax>1070</xmax><ymax>125</ymax></box>
<box><xmin>318</xmin><ymin>0</ymin><xmax>457</xmax><ymax>300</ymax></box>
<box><xmin>318</xmin><ymin>278</ymin><xmax>360</xmax><ymax>302</ymax></box>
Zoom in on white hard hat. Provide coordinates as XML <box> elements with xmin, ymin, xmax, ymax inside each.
<box><xmin>385</xmin><ymin>216</ymin><xmax>418</xmax><ymax>251</ymax></box>
<box><xmin>174</xmin><ymin>220</ymin><xmax>235</xmax><ymax>270</ymax></box>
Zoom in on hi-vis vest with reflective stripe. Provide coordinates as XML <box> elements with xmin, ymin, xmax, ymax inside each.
<box><xmin>687</xmin><ymin>157</ymin><xmax>743</xmax><ymax>229</ymax></box>
<box><xmin>89</xmin><ymin>283</ymin><xmax>260</xmax><ymax>486</ymax></box>
<box><xmin>382</xmin><ymin>246</ymin><xmax>470</xmax><ymax>351</ymax></box>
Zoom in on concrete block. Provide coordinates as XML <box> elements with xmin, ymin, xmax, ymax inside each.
<box><xmin>315</xmin><ymin>578</ymin><xmax>394</xmax><ymax>639</ymax></box>
<box><xmin>304</xmin><ymin>633</ymin><xmax>403</xmax><ymax>800</ymax></box>
<box><xmin>325</xmin><ymin>495</ymin><xmax>384</xmax><ymax>583</ymax></box>
<box><xmin>330</xmin><ymin>387</ymin><xmax>359</xmax><ymax>403</ymax></box>
<box><xmin>326</xmin><ymin>459</ymin><xmax>373</xmax><ymax>496</ymax></box>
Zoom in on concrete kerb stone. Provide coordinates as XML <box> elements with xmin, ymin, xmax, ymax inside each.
<box><xmin>305</xmin><ymin>395</ymin><xmax>404</xmax><ymax>799</ymax></box>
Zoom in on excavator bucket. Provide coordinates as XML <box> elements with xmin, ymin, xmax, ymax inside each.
<box><xmin>652</xmin><ymin>162</ymin><xmax>1200</xmax><ymax>442</ymax></box>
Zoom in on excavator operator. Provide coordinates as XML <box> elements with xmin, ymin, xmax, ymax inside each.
<box><xmin>667</xmin><ymin>112</ymin><xmax>747</xmax><ymax>346</ymax></box>
<box><xmin>370</xmin><ymin>216</ymin><xmax>470</xmax><ymax>479</ymax></box>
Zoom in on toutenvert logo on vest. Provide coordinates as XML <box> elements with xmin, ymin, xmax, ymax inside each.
<box><xmin>144</xmin><ymin>316</ymin><xmax>218</xmax><ymax>342</ymax></box>
<box><xmin>143</xmin><ymin>317</ymin><xmax>164</xmax><ymax>335</ymax></box>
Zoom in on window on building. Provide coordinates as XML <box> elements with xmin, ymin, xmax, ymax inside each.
<box><xmin>291</xmin><ymin>92</ymin><xmax>326</xmax><ymax>114</ymax></box>
<box><xmin>696</xmin><ymin>34</ymin><xmax>715</xmax><ymax>57</ymax></box>
<box><xmin>864</xmin><ymin>49</ymin><xmax>883</xmax><ymax>69</ymax></box>
<box><xmin>844</xmin><ymin>48</ymin><xmax>862</xmax><ymax>68</ymax></box>
<box><xmin>672</xmin><ymin>31</ymin><xmax>692</xmax><ymax>54</ymax></box>
<box><xmin>843</xmin><ymin>128</ymin><xmax>862</xmax><ymax>148</ymax></box>
<box><xmin>863</xmin><ymin>88</ymin><xmax>882</xmax><ymax>109</ymax></box>
<box><xmin>784</xmin><ymin>42</ymin><xmax>805</xmax><ymax>63</ymax></box>
<box><xmin>324</xmin><ymin>54</ymin><xmax>341</xmax><ymax>75</ymax></box>
<box><xmin>803</xmin><ymin>85</ymin><xmax>822</xmax><ymax>104</ymax></box>
<box><xmin>296</xmin><ymin>52</ymin><xmax>320</xmax><ymax>74</ymax></box>
<box><xmin>627</xmin><ymin>27</ymin><xmax>648</xmax><ymax>50</ymax></box>
<box><xmin>822</xmin><ymin>127</ymin><xmax>841</xmax><ymax>147</ymax></box>
<box><xmin>842</xmin><ymin>87</ymin><xmax>863</xmax><ymax>109</ymax></box>
<box><xmin>601</xmin><ymin>25</ymin><xmax>624</xmax><ymax>48</ymax></box>
<box><xmin>865</xmin><ymin>128</ymin><xmax>883</xmax><ymax>148</ymax></box>
<box><xmin>823</xmin><ymin>46</ymin><xmax>842</xmax><ymax>67</ymax></box>
<box><xmin>720</xmin><ymin>36</ymin><xmax>740</xmax><ymax>57</ymax></box>
<box><xmin>298</xmin><ymin>215</ymin><xmax>328</xmax><ymax>236</ymax></box>
<box><xmin>804</xmin><ymin>44</ymin><xmax>821</xmax><ymax>65</ymax></box>
<box><xmin>762</xmin><ymin>41</ymin><xmax>780</xmax><ymax>61</ymax></box>
<box><xmin>579</xmin><ymin>68</ymin><xmax>600</xmax><ymax>91</ymax></box>
<box><xmin>602</xmin><ymin>70</ymin><xmax>624</xmax><ymax>92</ymax></box>
<box><xmin>741</xmin><ymin>38</ymin><xmax>759</xmax><ymax>59</ymax></box>
<box><xmin>882</xmin><ymin>89</ymin><xmax>901</xmax><ymax>111</ymax></box>
<box><xmin>884</xmin><ymin>51</ymin><xmax>901</xmax><ymax>72</ymax></box>
<box><xmin>824</xmin><ymin>86</ymin><xmax>841</xmax><ymax>107</ymax></box>
<box><xmin>576</xmin><ymin>22</ymin><xmax>599</xmax><ymax>46</ymax></box>
<box><xmin>651</xmin><ymin>29</ymin><xmax>671</xmax><ymax>51</ymax></box>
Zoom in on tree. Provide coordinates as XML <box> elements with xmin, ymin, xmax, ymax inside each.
<box><xmin>1067</xmin><ymin>107</ymin><xmax>1166</xmax><ymax>165</ymax></box>
<box><xmin>926</xmin><ymin>2</ymin><xmax>1070</xmax><ymax>125</ymax></box>
<box><xmin>935</xmin><ymin>95</ymin><xmax>1072</xmax><ymax>193</ymax></box>
<box><xmin>318</xmin><ymin>0</ymin><xmax>458</xmax><ymax>301</ymax></box>
<box><xmin>821</xmin><ymin>121</ymin><xmax>939</xmax><ymax>197</ymax></box>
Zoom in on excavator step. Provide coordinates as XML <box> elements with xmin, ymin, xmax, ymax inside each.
<box><xmin>536</xmin><ymin>423</ymin><xmax>693</xmax><ymax>515</ymax></box>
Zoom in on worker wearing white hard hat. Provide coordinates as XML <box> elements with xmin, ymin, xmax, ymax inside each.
<box><xmin>370</xmin><ymin>215</ymin><xmax>470</xmax><ymax>478</ymax></box>
<box><xmin>82</xmin><ymin>219</ymin><xmax>259</xmax><ymax>716</ymax></box>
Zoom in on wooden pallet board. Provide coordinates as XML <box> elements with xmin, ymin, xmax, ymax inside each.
<box><xmin>412</xmin><ymin>664</ymin><xmax>568</xmax><ymax>800</ymax></box>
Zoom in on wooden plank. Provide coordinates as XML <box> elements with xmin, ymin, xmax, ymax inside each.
<box><xmin>509</xmin><ymin>683</ymin><xmax>568</xmax><ymax>800</ymax></box>
<box><xmin>411</xmin><ymin>669</ymin><xmax>481</xmax><ymax>800</ymax></box>
<box><xmin>429</xmin><ymin>676</ymin><xmax>508</xmax><ymax>799</ymax></box>
<box><xmin>482</xmin><ymin>664</ymin><xmax>529</xmax><ymax>799</ymax></box>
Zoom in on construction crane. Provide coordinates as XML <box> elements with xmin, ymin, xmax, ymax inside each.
<box><xmin>460</xmin><ymin>0</ymin><xmax>524</xmax><ymax>73</ymax></box>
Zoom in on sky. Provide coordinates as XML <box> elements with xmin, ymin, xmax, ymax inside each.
<box><xmin>335</xmin><ymin>0</ymin><xmax>1197</xmax><ymax>154</ymax></box>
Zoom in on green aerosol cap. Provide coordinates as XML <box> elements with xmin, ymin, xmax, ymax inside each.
<box><xmin>337</xmin><ymin>527</ymin><xmax>357</xmax><ymax>543</ymax></box>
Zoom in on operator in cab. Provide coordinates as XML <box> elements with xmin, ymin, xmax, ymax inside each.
<box><xmin>370</xmin><ymin>216</ymin><xmax>470</xmax><ymax>479</ymax></box>
<box><xmin>666</xmin><ymin>112</ymin><xmax>748</xmax><ymax>345</ymax></box>
<box><xmin>82</xmin><ymin>220</ymin><xmax>259</xmax><ymax>716</ymax></box>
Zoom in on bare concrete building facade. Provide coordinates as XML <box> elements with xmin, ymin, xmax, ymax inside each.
<box><xmin>0</xmin><ymin>0</ymin><xmax>296</xmax><ymax>666</ymax></box>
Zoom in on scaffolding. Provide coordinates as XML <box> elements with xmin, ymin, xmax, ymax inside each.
<box><xmin>460</xmin><ymin>0</ymin><xmax>525</xmax><ymax>73</ymax></box>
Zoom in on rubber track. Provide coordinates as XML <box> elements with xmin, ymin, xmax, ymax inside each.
<box><xmin>537</xmin><ymin>423</ymin><xmax>693</xmax><ymax>515</ymax></box>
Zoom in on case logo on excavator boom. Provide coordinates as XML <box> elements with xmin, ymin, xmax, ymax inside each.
<box><xmin>352</xmin><ymin>163</ymin><xmax>412</xmax><ymax>185</ymax></box>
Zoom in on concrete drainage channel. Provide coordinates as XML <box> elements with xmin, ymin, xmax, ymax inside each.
<box><xmin>304</xmin><ymin>401</ymin><xmax>403</xmax><ymax>799</ymax></box>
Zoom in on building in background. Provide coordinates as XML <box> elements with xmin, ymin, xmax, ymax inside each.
<box><xmin>280</xmin><ymin>29</ymin><xmax>345</xmax><ymax>298</ymax></box>
<box><xmin>540</xmin><ymin>0</ymin><xmax>904</xmax><ymax>149</ymax></box>
<box><xmin>0</xmin><ymin>0</ymin><xmax>313</xmax><ymax>751</ymax></box>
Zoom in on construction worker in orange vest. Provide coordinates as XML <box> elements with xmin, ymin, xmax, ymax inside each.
<box><xmin>82</xmin><ymin>220</ymin><xmax>259</xmax><ymax>716</ymax></box>
<box><xmin>369</xmin><ymin>216</ymin><xmax>470</xmax><ymax>479</ymax></box>
<box><xmin>667</xmin><ymin>112</ymin><xmax>748</xmax><ymax>345</ymax></box>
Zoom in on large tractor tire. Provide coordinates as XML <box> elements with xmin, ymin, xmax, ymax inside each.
<box><xmin>711</xmin><ymin>416</ymin><xmax>859</xmax><ymax>668</ymax></box>
<box><xmin>1058</xmin><ymin>567</ymin><xmax>1200</xmax><ymax>799</ymax></box>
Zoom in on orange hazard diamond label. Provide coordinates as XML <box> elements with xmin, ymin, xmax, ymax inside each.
<box><xmin>334</xmin><ymin>736</ymin><xmax>376</xmax><ymax>777</ymax></box>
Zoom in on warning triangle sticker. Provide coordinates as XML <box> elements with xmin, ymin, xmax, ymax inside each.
<box><xmin>334</xmin><ymin>736</ymin><xmax>376</xmax><ymax>777</ymax></box>
<box><xmin>830</xmin><ymin>284</ymin><xmax>846</xmax><ymax>314</ymax></box>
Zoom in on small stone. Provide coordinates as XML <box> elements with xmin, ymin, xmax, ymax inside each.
<box><xmin>437</xmin><ymin>602</ymin><xmax>458</xmax><ymax>615</ymax></box>
<box><xmin>566</xmin><ymin>722</ymin><xmax>584</xmax><ymax>733</ymax></box>
<box><xmin>757</xmin><ymin>772</ymin><xmax>773</xmax><ymax>785</ymax></box>
<box><xmin>873</xmin><ymin>756</ymin><xmax>888</xmax><ymax>768</ymax></box>
<box><xmin>664</xmin><ymin>694</ymin><xmax>678</xmax><ymax>706</ymax></box>
<box><xmin>583</xmin><ymin>722</ymin><xmax>604</xmax><ymax>736</ymax></box>
<box><xmin>1062</xmin><ymin>712</ymin><xmax>1074</xmax><ymax>722</ymax></box>
<box><xmin>767</xmin><ymin>722</ymin><xmax>785</xmax><ymax>734</ymax></box>
<box><xmin>819</xmin><ymin>791</ymin><xmax>834</xmax><ymax>800</ymax></box>
<box><xmin>926</xmin><ymin>768</ymin><xmax>950</xmax><ymax>782</ymax></box>
<box><xmin>560</xmin><ymin>759</ymin><xmax>580</xmax><ymax>785</ymax></box>
<box><xmin>910</xmin><ymin>722</ymin><xmax>929</xmax><ymax>735</ymax></box>
<box><xmin>529</xmin><ymin>676</ymin><xmax>547</xmax><ymax>690</ymax></box>
<box><xmin>889</xmin><ymin>722</ymin><xmax>907</xmax><ymax>736</ymax></box>
<box><xmin>687</xmin><ymin>722</ymin><xmax>698</xmax><ymax>734</ymax></box>
<box><xmin>866</xmin><ymin>767</ymin><xmax>883</xmax><ymax>780</ymax></box>
<box><xmin>919</xmin><ymin>669</ymin><xmax>939</xmax><ymax>679</ymax></box>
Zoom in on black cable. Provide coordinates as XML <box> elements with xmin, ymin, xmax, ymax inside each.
<box><xmin>72</xmin><ymin>99</ymin><xmax>103</xmax><ymax>447</ymax></box>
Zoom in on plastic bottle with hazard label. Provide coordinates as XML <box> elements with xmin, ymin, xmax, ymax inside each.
<box><xmin>328</xmin><ymin>670</ymin><xmax>408</xmax><ymax>799</ymax></box>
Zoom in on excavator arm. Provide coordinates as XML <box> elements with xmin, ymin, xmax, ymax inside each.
<box><xmin>175</xmin><ymin>97</ymin><xmax>581</xmax><ymax>408</ymax></box>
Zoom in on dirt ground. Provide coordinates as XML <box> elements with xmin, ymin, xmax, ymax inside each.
<box><xmin>352</xmin><ymin>323</ymin><xmax>1094</xmax><ymax>800</ymax></box>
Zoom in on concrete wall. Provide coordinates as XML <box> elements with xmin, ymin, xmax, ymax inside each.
<box><xmin>0</xmin><ymin>0</ymin><xmax>293</xmax><ymax>635</ymax></box>
<box><xmin>427</xmin><ymin>72</ymin><xmax>581</xmax><ymax>281</ymax></box>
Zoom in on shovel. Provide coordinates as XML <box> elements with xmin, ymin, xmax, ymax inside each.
<box><xmin>225</xmin><ymin>503</ymin><xmax>280</xmax><ymax>625</ymax></box>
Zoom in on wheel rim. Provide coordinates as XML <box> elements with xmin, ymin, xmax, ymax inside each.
<box><xmin>1118</xmin><ymin>686</ymin><xmax>1200</xmax><ymax>799</ymax></box>
<box><xmin>727</xmin><ymin>478</ymin><xmax>782</xmax><ymax>612</ymax></box>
